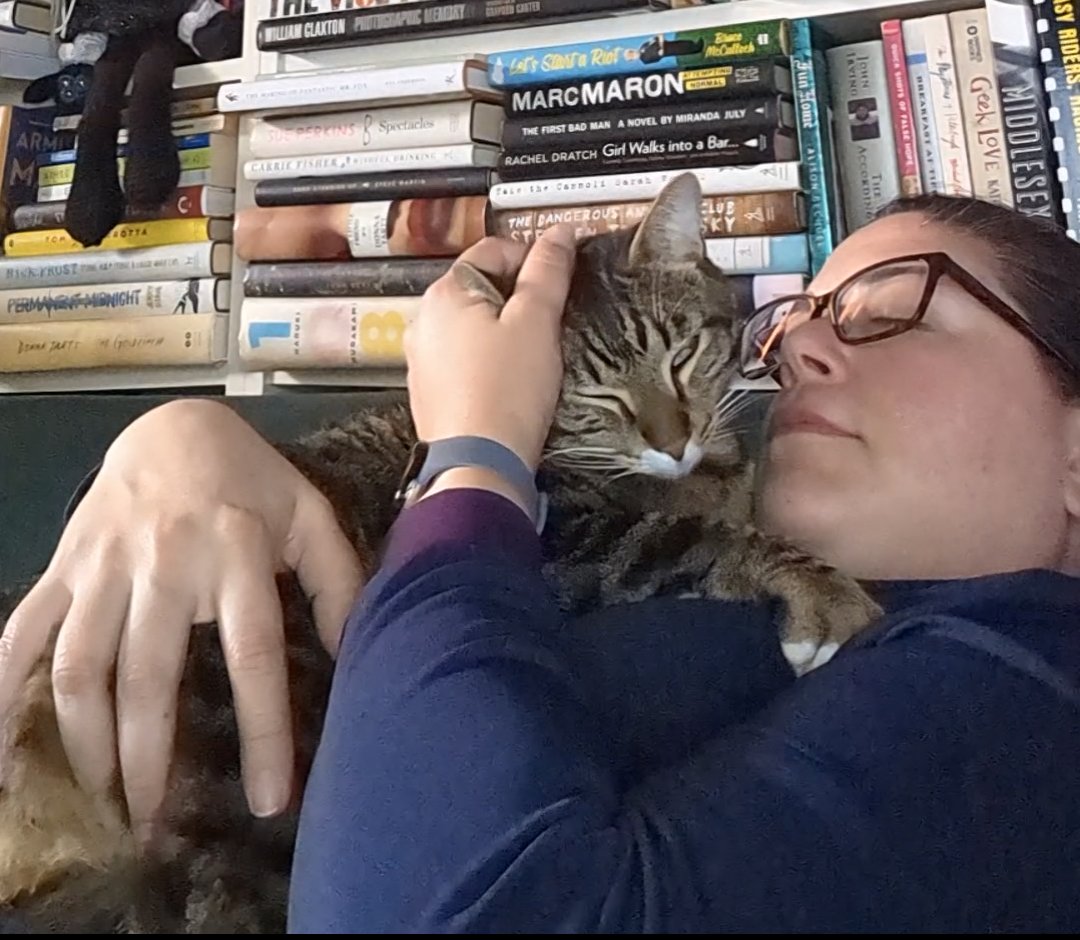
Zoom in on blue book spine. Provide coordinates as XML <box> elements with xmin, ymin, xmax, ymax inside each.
<box><xmin>790</xmin><ymin>19</ymin><xmax>838</xmax><ymax>276</ymax></box>
<box><xmin>707</xmin><ymin>234</ymin><xmax>810</xmax><ymax>276</ymax></box>
<box><xmin>1033</xmin><ymin>0</ymin><xmax>1080</xmax><ymax>239</ymax></box>
<box><xmin>36</xmin><ymin>132</ymin><xmax>213</xmax><ymax>167</ymax></box>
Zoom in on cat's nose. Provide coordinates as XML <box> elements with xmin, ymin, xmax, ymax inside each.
<box><xmin>659</xmin><ymin>437</ymin><xmax>687</xmax><ymax>460</ymax></box>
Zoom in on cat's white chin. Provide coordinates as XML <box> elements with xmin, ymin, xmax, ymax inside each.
<box><xmin>639</xmin><ymin>441</ymin><xmax>704</xmax><ymax>479</ymax></box>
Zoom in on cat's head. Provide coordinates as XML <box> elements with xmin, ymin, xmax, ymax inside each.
<box><xmin>548</xmin><ymin>171</ymin><xmax>743</xmax><ymax>480</ymax></box>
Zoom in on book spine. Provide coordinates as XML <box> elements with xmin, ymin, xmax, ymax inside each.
<box><xmin>502</xmin><ymin>96</ymin><xmax>793</xmax><ymax>150</ymax></box>
<box><xmin>0</xmin><ymin>279</ymin><xmax>230</xmax><ymax>323</ymax></box>
<box><xmin>704</xmin><ymin>234</ymin><xmax>810</xmax><ymax>275</ymax></box>
<box><xmin>244</xmin><ymin>144</ymin><xmax>497</xmax><ymax>181</ymax></box>
<box><xmin>488</xmin><ymin>19</ymin><xmax>792</xmax><ymax>87</ymax></box>
<box><xmin>791</xmin><ymin>18</ymin><xmax>840</xmax><ymax>276</ymax></box>
<box><xmin>216</xmin><ymin>61</ymin><xmax>488</xmax><ymax>113</ymax></box>
<box><xmin>826</xmin><ymin>40</ymin><xmax>902</xmax><ymax>232</ymax></box>
<box><xmin>492</xmin><ymin>192</ymin><xmax>806</xmax><ymax>242</ymax></box>
<box><xmin>0</xmin><ymin>313</ymin><xmax>226</xmax><ymax>373</ymax></box>
<box><xmin>9</xmin><ymin>201</ymin><xmax>67</xmax><ymax>232</ymax></box>
<box><xmin>1034</xmin><ymin>0</ymin><xmax>1080</xmax><ymax>236</ymax></box>
<box><xmin>0</xmin><ymin>243</ymin><xmax>230</xmax><ymax>289</ymax></box>
<box><xmin>902</xmin><ymin>18</ymin><xmax>946</xmax><ymax>193</ymax></box>
<box><xmin>265</xmin><ymin>0</ymin><xmax>421</xmax><ymax>16</ymax></box>
<box><xmin>922</xmin><ymin>14</ymin><xmax>975</xmax><ymax>198</ymax></box>
<box><xmin>950</xmin><ymin>8</ymin><xmax>1013</xmax><ymax>207</ymax></box>
<box><xmin>37</xmin><ymin>132</ymin><xmax>213</xmax><ymax>167</ymax></box>
<box><xmin>881</xmin><ymin>19</ymin><xmax>923</xmax><ymax>197</ymax></box>
<box><xmin>37</xmin><ymin>145</ymin><xmax>226</xmax><ymax>189</ymax></box>
<box><xmin>244</xmin><ymin>259</ymin><xmax>453</xmax><ymax>297</ymax></box>
<box><xmin>726</xmin><ymin>273</ymin><xmax>809</xmax><ymax>317</ymax></box>
<box><xmin>986</xmin><ymin>0</ymin><xmax>1063</xmax><ymax>222</ymax></box>
<box><xmin>488</xmin><ymin>161</ymin><xmax>802</xmax><ymax>208</ymax></box>
<box><xmin>253</xmin><ymin>168</ymin><xmax>495</xmax><ymax>207</ymax></box>
<box><xmin>257</xmin><ymin>0</ymin><xmax>645</xmax><ymax>52</ymax></box>
<box><xmin>4</xmin><ymin>218</ymin><xmax>224</xmax><ymax>257</ymax></box>
<box><xmin>239</xmin><ymin>297</ymin><xmax>421</xmax><ymax>368</ymax></box>
<box><xmin>248</xmin><ymin>100</ymin><xmax>502</xmax><ymax>159</ymax></box>
<box><xmin>498</xmin><ymin>129</ymin><xmax>798</xmax><ymax>181</ymax></box>
<box><xmin>505</xmin><ymin>60</ymin><xmax>792</xmax><ymax>117</ymax></box>
<box><xmin>234</xmin><ymin>196</ymin><xmax>489</xmax><ymax>262</ymax></box>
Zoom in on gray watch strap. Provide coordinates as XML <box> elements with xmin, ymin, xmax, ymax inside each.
<box><xmin>413</xmin><ymin>436</ymin><xmax>547</xmax><ymax>533</ymax></box>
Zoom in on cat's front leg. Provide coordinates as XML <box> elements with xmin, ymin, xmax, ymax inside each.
<box><xmin>698</xmin><ymin>526</ymin><xmax>882</xmax><ymax>676</ymax></box>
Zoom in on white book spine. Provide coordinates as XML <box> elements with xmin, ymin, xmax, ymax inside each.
<box><xmin>248</xmin><ymin>100</ymin><xmax>500</xmax><ymax>158</ymax></box>
<box><xmin>266</xmin><ymin>0</ymin><xmax>420</xmax><ymax>16</ymax></box>
<box><xmin>239</xmin><ymin>296</ymin><xmax>421</xmax><ymax>369</ymax></box>
<box><xmin>0</xmin><ymin>278</ymin><xmax>229</xmax><ymax>323</ymax></box>
<box><xmin>217</xmin><ymin>60</ymin><xmax>481</xmax><ymax>112</ymax></box>
<box><xmin>902</xmin><ymin>19</ymin><xmax>945</xmax><ymax>194</ymax></box>
<box><xmin>949</xmin><ymin>8</ymin><xmax>1012</xmax><ymax>206</ymax></box>
<box><xmin>488</xmin><ymin>162</ymin><xmax>802</xmax><ymax>209</ymax></box>
<box><xmin>244</xmin><ymin>143</ymin><xmax>497</xmax><ymax>180</ymax></box>
<box><xmin>921</xmin><ymin>14</ymin><xmax>974</xmax><ymax>198</ymax></box>
<box><xmin>0</xmin><ymin>243</ymin><xmax>228</xmax><ymax>289</ymax></box>
<box><xmin>826</xmin><ymin>40</ymin><xmax>902</xmax><ymax>232</ymax></box>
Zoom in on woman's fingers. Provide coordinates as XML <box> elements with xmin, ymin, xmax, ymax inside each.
<box><xmin>50</xmin><ymin>575</ymin><xmax>130</xmax><ymax>802</ymax></box>
<box><xmin>0</xmin><ymin>578</ymin><xmax>72</xmax><ymax>727</ymax></box>
<box><xmin>115</xmin><ymin>572</ymin><xmax>194</xmax><ymax>844</ymax></box>
<box><xmin>214</xmin><ymin>513</ymin><xmax>293</xmax><ymax>820</ymax></box>
<box><xmin>500</xmin><ymin>223</ymin><xmax>577</xmax><ymax>333</ymax></box>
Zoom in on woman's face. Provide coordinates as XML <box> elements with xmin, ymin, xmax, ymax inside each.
<box><xmin>755</xmin><ymin>212</ymin><xmax>1080</xmax><ymax>581</ymax></box>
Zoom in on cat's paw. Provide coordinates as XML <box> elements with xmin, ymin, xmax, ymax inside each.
<box><xmin>778</xmin><ymin>570</ymin><xmax>882</xmax><ymax>676</ymax></box>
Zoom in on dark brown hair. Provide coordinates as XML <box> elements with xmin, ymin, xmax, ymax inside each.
<box><xmin>876</xmin><ymin>193</ymin><xmax>1080</xmax><ymax>397</ymax></box>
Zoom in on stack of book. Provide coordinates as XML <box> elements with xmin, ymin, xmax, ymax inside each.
<box><xmin>228</xmin><ymin>57</ymin><xmax>503</xmax><ymax>372</ymax></box>
<box><xmin>0</xmin><ymin>95</ymin><xmax>237</xmax><ymax>374</ymax></box>
<box><xmin>826</xmin><ymin>0</ymin><xmax>1061</xmax><ymax>235</ymax></box>
<box><xmin>485</xmin><ymin>17</ymin><xmax>815</xmax><ymax>347</ymax></box>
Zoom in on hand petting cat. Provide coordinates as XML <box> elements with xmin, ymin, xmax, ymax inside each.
<box><xmin>407</xmin><ymin>223</ymin><xmax>577</xmax><ymax>514</ymax></box>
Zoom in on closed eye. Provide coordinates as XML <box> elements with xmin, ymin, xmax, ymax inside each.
<box><xmin>574</xmin><ymin>389</ymin><xmax>636</xmax><ymax>420</ymax></box>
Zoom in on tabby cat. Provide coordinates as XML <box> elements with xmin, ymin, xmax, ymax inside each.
<box><xmin>0</xmin><ymin>172</ymin><xmax>880</xmax><ymax>933</ymax></box>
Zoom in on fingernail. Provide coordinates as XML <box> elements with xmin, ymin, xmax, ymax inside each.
<box><xmin>250</xmin><ymin>772</ymin><xmax>287</xmax><ymax>818</ymax></box>
<box><xmin>546</xmin><ymin>223</ymin><xmax>577</xmax><ymax>251</ymax></box>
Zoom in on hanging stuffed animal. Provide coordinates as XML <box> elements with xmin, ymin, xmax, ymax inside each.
<box><xmin>24</xmin><ymin>0</ymin><xmax>243</xmax><ymax>247</ymax></box>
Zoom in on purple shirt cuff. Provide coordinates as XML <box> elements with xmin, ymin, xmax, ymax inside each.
<box><xmin>379</xmin><ymin>487</ymin><xmax>544</xmax><ymax>574</ymax></box>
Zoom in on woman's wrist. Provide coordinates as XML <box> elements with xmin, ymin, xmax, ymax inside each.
<box><xmin>418</xmin><ymin>466</ymin><xmax>535</xmax><ymax>522</ymax></box>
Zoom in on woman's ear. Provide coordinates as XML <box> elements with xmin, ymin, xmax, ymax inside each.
<box><xmin>1061</xmin><ymin>406</ymin><xmax>1080</xmax><ymax>521</ymax></box>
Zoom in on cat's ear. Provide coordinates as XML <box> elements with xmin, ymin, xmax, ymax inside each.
<box><xmin>627</xmin><ymin>171</ymin><xmax>704</xmax><ymax>266</ymax></box>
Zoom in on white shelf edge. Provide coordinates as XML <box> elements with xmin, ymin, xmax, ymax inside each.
<box><xmin>267</xmin><ymin>368</ymin><xmax>407</xmax><ymax>389</ymax></box>
<box><xmin>0</xmin><ymin>365</ymin><xmax>231</xmax><ymax>395</ymax></box>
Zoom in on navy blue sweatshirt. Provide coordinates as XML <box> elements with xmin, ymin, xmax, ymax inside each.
<box><xmin>287</xmin><ymin>488</ymin><xmax>1080</xmax><ymax>933</ymax></box>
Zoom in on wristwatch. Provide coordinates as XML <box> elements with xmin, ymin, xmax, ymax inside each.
<box><xmin>393</xmin><ymin>436</ymin><xmax>548</xmax><ymax>533</ymax></box>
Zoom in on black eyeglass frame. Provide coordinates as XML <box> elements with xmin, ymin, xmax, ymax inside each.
<box><xmin>737</xmin><ymin>250</ymin><xmax>1076</xmax><ymax>382</ymax></box>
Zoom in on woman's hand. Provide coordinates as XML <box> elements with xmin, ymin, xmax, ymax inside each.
<box><xmin>406</xmin><ymin>224</ymin><xmax>577</xmax><ymax>488</ymax></box>
<box><xmin>0</xmin><ymin>399</ymin><xmax>363</xmax><ymax>842</ymax></box>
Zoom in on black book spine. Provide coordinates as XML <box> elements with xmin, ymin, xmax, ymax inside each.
<box><xmin>505</xmin><ymin>60</ymin><xmax>792</xmax><ymax>117</ymax></box>
<box><xmin>986</xmin><ymin>0</ymin><xmax>1064</xmax><ymax>224</ymax></box>
<box><xmin>258</xmin><ymin>0</ymin><xmax>647</xmax><ymax>52</ymax></box>
<box><xmin>1033</xmin><ymin>0</ymin><xmax>1080</xmax><ymax>236</ymax></box>
<box><xmin>253</xmin><ymin>168</ymin><xmax>496</xmax><ymax>208</ymax></box>
<box><xmin>244</xmin><ymin>259</ymin><xmax>455</xmax><ymax>297</ymax></box>
<box><xmin>502</xmin><ymin>96</ymin><xmax>792</xmax><ymax>150</ymax></box>
<box><xmin>498</xmin><ymin>128</ymin><xmax>798</xmax><ymax>181</ymax></box>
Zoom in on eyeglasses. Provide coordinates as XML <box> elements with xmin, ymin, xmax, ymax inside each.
<box><xmin>737</xmin><ymin>251</ymin><xmax>1076</xmax><ymax>382</ymax></box>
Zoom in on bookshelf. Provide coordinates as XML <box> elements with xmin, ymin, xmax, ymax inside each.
<box><xmin>0</xmin><ymin>0</ymin><xmax>990</xmax><ymax>395</ymax></box>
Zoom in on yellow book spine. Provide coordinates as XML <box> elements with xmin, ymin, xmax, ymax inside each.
<box><xmin>0</xmin><ymin>313</ymin><xmax>227</xmax><ymax>373</ymax></box>
<box><xmin>37</xmin><ymin>147</ymin><xmax>216</xmax><ymax>188</ymax></box>
<box><xmin>4</xmin><ymin>218</ymin><xmax>222</xmax><ymax>257</ymax></box>
<box><xmin>238</xmin><ymin>297</ymin><xmax>418</xmax><ymax>369</ymax></box>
